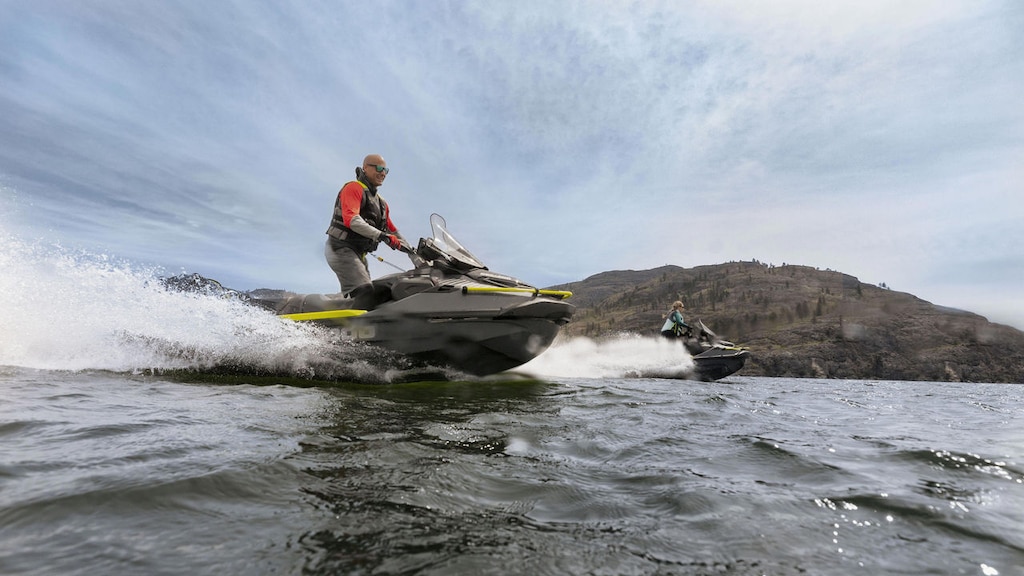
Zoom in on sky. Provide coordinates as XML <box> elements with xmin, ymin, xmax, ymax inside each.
<box><xmin>1</xmin><ymin>0</ymin><xmax>1022</xmax><ymax>329</ymax></box>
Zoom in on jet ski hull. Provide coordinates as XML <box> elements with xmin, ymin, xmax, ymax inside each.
<box><xmin>339</xmin><ymin>291</ymin><xmax>573</xmax><ymax>376</ymax></box>
<box><xmin>350</xmin><ymin>314</ymin><xmax>564</xmax><ymax>376</ymax></box>
<box><xmin>691</xmin><ymin>347</ymin><xmax>750</xmax><ymax>382</ymax></box>
<box><xmin>637</xmin><ymin>346</ymin><xmax>749</xmax><ymax>382</ymax></box>
<box><xmin>260</xmin><ymin>289</ymin><xmax>574</xmax><ymax>377</ymax></box>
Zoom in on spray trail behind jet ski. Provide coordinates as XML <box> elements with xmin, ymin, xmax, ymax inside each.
<box><xmin>518</xmin><ymin>333</ymin><xmax>694</xmax><ymax>379</ymax></box>
<box><xmin>0</xmin><ymin>235</ymin><xmax>451</xmax><ymax>382</ymax></box>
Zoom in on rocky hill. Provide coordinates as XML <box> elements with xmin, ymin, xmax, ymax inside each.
<box><xmin>550</xmin><ymin>261</ymin><xmax>1024</xmax><ymax>383</ymax></box>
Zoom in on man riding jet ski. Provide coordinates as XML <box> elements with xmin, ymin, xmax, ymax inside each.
<box><xmin>252</xmin><ymin>214</ymin><xmax>576</xmax><ymax>377</ymax></box>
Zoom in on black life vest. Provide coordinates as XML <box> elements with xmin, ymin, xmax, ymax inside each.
<box><xmin>325</xmin><ymin>180</ymin><xmax>388</xmax><ymax>252</ymax></box>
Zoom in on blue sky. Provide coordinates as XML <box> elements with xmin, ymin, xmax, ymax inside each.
<box><xmin>2</xmin><ymin>1</ymin><xmax>1022</xmax><ymax>329</ymax></box>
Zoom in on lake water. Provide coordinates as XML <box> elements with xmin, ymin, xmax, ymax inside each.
<box><xmin>2</xmin><ymin>238</ymin><xmax>1023</xmax><ymax>575</ymax></box>
<box><xmin>2</xmin><ymin>368</ymin><xmax>1022</xmax><ymax>575</ymax></box>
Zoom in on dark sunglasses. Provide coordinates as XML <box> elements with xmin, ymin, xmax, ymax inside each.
<box><xmin>368</xmin><ymin>164</ymin><xmax>389</xmax><ymax>175</ymax></box>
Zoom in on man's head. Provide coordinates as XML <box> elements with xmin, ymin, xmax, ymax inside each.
<box><xmin>362</xmin><ymin>154</ymin><xmax>388</xmax><ymax>187</ymax></box>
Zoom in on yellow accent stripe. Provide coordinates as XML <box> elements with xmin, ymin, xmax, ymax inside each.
<box><xmin>280</xmin><ymin>309</ymin><xmax>368</xmax><ymax>322</ymax></box>
<box><xmin>461</xmin><ymin>286</ymin><xmax>573</xmax><ymax>299</ymax></box>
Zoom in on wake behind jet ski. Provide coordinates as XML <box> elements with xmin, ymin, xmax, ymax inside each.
<box><xmin>251</xmin><ymin>214</ymin><xmax>576</xmax><ymax>376</ymax></box>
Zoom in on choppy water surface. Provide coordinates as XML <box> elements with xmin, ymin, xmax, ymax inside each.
<box><xmin>2</xmin><ymin>370</ymin><xmax>1022</xmax><ymax>576</ymax></box>
<box><xmin>1</xmin><ymin>236</ymin><xmax>1023</xmax><ymax>575</ymax></box>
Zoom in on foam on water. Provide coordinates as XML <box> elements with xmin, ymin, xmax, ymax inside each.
<box><xmin>520</xmin><ymin>332</ymin><xmax>694</xmax><ymax>379</ymax></box>
<box><xmin>0</xmin><ymin>234</ymin><xmax>384</xmax><ymax>378</ymax></box>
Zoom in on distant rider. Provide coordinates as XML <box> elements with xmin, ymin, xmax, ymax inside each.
<box><xmin>325</xmin><ymin>154</ymin><xmax>408</xmax><ymax>309</ymax></box>
<box><xmin>660</xmin><ymin>300</ymin><xmax>692</xmax><ymax>339</ymax></box>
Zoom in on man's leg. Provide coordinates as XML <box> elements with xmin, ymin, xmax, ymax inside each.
<box><xmin>325</xmin><ymin>240</ymin><xmax>372</xmax><ymax>295</ymax></box>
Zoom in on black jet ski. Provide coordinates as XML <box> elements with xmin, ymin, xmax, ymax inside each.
<box><xmin>639</xmin><ymin>320</ymin><xmax>749</xmax><ymax>381</ymax></box>
<box><xmin>683</xmin><ymin>320</ymin><xmax>750</xmax><ymax>381</ymax></box>
<box><xmin>251</xmin><ymin>214</ymin><xmax>576</xmax><ymax>376</ymax></box>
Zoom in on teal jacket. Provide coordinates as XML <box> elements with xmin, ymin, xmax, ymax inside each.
<box><xmin>661</xmin><ymin>310</ymin><xmax>689</xmax><ymax>335</ymax></box>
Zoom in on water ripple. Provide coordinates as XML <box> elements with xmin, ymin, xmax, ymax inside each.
<box><xmin>2</xmin><ymin>372</ymin><xmax>1023</xmax><ymax>575</ymax></box>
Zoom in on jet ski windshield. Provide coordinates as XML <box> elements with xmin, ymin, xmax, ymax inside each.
<box><xmin>428</xmin><ymin>213</ymin><xmax>486</xmax><ymax>270</ymax></box>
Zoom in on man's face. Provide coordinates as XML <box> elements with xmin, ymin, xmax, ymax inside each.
<box><xmin>363</xmin><ymin>158</ymin><xmax>388</xmax><ymax>187</ymax></box>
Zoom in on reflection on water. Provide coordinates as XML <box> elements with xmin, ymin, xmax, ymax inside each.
<box><xmin>284</xmin><ymin>378</ymin><xmax>1024</xmax><ymax>575</ymax></box>
<box><xmin>1</xmin><ymin>372</ymin><xmax>1022</xmax><ymax>576</ymax></box>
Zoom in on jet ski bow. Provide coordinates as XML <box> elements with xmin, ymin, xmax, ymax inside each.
<box><xmin>683</xmin><ymin>320</ymin><xmax>750</xmax><ymax>381</ymax></box>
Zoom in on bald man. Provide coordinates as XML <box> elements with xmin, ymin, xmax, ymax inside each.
<box><xmin>325</xmin><ymin>154</ymin><xmax>408</xmax><ymax>308</ymax></box>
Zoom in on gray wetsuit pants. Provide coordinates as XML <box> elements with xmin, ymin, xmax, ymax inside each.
<box><xmin>324</xmin><ymin>238</ymin><xmax>371</xmax><ymax>296</ymax></box>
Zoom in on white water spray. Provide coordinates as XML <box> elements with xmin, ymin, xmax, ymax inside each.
<box><xmin>519</xmin><ymin>332</ymin><xmax>694</xmax><ymax>379</ymax></box>
<box><xmin>0</xmin><ymin>234</ymin><xmax>380</xmax><ymax>378</ymax></box>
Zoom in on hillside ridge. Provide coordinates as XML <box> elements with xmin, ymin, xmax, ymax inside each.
<box><xmin>549</xmin><ymin>261</ymin><xmax>1024</xmax><ymax>383</ymax></box>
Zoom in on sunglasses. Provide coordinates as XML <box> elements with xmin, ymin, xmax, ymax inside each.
<box><xmin>367</xmin><ymin>164</ymin><xmax>389</xmax><ymax>175</ymax></box>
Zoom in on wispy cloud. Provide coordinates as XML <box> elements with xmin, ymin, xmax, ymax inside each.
<box><xmin>1</xmin><ymin>0</ymin><xmax>1021</xmax><ymax>327</ymax></box>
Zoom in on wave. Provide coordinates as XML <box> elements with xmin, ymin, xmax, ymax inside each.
<box><xmin>0</xmin><ymin>235</ymin><xmax>428</xmax><ymax>382</ymax></box>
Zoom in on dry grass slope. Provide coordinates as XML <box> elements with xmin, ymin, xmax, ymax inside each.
<box><xmin>550</xmin><ymin>261</ymin><xmax>1024</xmax><ymax>383</ymax></box>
